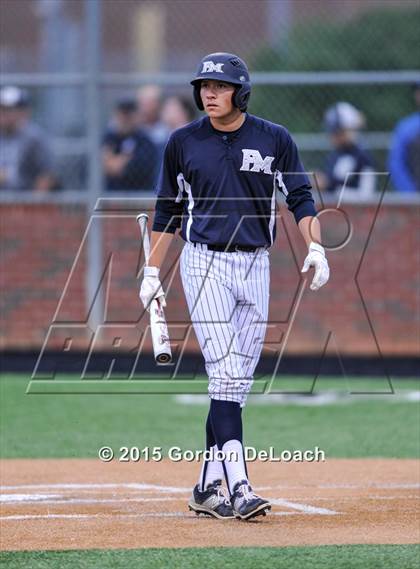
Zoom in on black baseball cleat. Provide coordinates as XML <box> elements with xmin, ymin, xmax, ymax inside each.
<box><xmin>188</xmin><ymin>479</ymin><xmax>235</xmax><ymax>519</ymax></box>
<box><xmin>231</xmin><ymin>480</ymin><xmax>271</xmax><ymax>521</ymax></box>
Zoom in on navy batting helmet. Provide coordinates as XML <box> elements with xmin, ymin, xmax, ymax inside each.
<box><xmin>190</xmin><ymin>52</ymin><xmax>251</xmax><ymax>112</ymax></box>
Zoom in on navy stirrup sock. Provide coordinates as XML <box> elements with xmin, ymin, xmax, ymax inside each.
<box><xmin>209</xmin><ymin>399</ymin><xmax>248</xmax><ymax>493</ymax></box>
<box><xmin>209</xmin><ymin>399</ymin><xmax>242</xmax><ymax>446</ymax></box>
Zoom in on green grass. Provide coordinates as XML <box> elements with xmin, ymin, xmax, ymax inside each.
<box><xmin>1</xmin><ymin>545</ymin><xmax>419</xmax><ymax>569</ymax></box>
<box><xmin>1</xmin><ymin>375</ymin><xmax>419</xmax><ymax>459</ymax></box>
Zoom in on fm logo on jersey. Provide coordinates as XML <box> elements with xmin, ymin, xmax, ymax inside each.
<box><xmin>201</xmin><ymin>61</ymin><xmax>225</xmax><ymax>73</ymax></box>
<box><xmin>240</xmin><ymin>149</ymin><xmax>274</xmax><ymax>174</ymax></box>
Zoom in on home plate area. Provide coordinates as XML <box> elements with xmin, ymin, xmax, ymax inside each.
<box><xmin>1</xmin><ymin>458</ymin><xmax>419</xmax><ymax>550</ymax></box>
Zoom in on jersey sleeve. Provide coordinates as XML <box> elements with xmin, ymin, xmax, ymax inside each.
<box><xmin>276</xmin><ymin>130</ymin><xmax>316</xmax><ymax>223</ymax></box>
<box><xmin>152</xmin><ymin>133</ymin><xmax>184</xmax><ymax>233</ymax></box>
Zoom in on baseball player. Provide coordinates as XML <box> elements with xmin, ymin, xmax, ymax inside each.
<box><xmin>140</xmin><ymin>53</ymin><xmax>330</xmax><ymax>521</ymax></box>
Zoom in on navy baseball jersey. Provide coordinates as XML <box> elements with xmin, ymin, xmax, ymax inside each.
<box><xmin>323</xmin><ymin>142</ymin><xmax>374</xmax><ymax>194</ymax></box>
<box><xmin>153</xmin><ymin>113</ymin><xmax>316</xmax><ymax>247</ymax></box>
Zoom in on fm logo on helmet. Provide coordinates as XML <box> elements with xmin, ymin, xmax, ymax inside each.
<box><xmin>201</xmin><ymin>61</ymin><xmax>225</xmax><ymax>73</ymax></box>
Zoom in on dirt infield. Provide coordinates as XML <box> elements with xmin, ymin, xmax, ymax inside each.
<box><xmin>1</xmin><ymin>458</ymin><xmax>419</xmax><ymax>551</ymax></box>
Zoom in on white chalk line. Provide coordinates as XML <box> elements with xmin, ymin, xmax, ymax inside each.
<box><xmin>0</xmin><ymin>485</ymin><xmax>339</xmax><ymax>517</ymax></box>
<box><xmin>0</xmin><ymin>492</ymin><xmax>338</xmax><ymax>514</ymax></box>
<box><xmin>1</xmin><ymin>494</ymin><xmax>62</xmax><ymax>503</ymax></box>
<box><xmin>0</xmin><ymin>495</ymin><xmax>338</xmax><ymax>515</ymax></box>
<box><xmin>269</xmin><ymin>498</ymin><xmax>338</xmax><ymax>515</ymax></box>
<box><xmin>1</xmin><ymin>510</ymin><xmax>325</xmax><ymax>522</ymax></box>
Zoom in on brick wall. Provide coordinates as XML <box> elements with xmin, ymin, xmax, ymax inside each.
<box><xmin>0</xmin><ymin>201</ymin><xmax>418</xmax><ymax>357</ymax></box>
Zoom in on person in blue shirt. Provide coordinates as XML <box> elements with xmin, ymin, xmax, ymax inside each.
<box><xmin>388</xmin><ymin>82</ymin><xmax>420</xmax><ymax>193</ymax></box>
<box><xmin>139</xmin><ymin>53</ymin><xmax>330</xmax><ymax>521</ymax></box>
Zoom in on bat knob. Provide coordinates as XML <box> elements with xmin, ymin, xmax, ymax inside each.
<box><xmin>156</xmin><ymin>353</ymin><xmax>172</xmax><ymax>365</ymax></box>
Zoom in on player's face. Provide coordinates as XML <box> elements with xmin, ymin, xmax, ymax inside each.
<box><xmin>200</xmin><ymin>80</ymin><xmax>236</xmax><ymax>118</ymax></box>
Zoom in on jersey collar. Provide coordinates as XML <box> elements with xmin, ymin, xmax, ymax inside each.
<box><xmin>204</xmin><ymin>113</ymin><xmax>251</xmax><ymax>140</ymax></box>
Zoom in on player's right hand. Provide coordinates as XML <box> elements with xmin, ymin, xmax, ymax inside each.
<box><xmin>139</xmin><ymin>266</ymin><xmax>166</xmax><ymax>311</ymax></box>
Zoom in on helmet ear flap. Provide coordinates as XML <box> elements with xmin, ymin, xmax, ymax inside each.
<box><xmin>232</xmin><ymin>88</ymin><xmax>239</xmax><ymax>109</ymax></box>
<box><xmin>233</xmin><ymin>85</ymin><xmax>251</xmax><ymax>112</ymax></box>
<box><xmin>193</xmin><ymin>84</ymin><xmax>204</xmax><ymax>111</ymax></box>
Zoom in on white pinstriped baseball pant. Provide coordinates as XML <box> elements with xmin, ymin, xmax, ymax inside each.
<box><xmin>180</xmin><ymin>242</ymin><xmax>270</xmax><ymax>407</ymax></box>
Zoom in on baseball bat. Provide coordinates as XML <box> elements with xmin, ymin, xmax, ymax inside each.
<box><xmin>136</xmin><ymin>214</ymin><xmax>172</xmax><ymax>365</ymax></box>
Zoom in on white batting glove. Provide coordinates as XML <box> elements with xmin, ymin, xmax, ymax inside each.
<box><xmin>301</xmin><ymin>242</ymin><xmax>330</xmax><ymax>291</ymax></box>
<box><xmin>139</xmin><ymin>266</ymin><xmax>166</xmax><ymax>311</ymax></box>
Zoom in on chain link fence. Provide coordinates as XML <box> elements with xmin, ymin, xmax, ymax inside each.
<box><xmin>1</xmin><ymin>0</ymin><xmax>419</xmax><ymax>195</ymax></box>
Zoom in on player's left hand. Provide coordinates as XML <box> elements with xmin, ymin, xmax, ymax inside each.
<box><xmin>301</xmin><ymin>242</ymin><xmax>330</xmax><ymax>291</ymax></box>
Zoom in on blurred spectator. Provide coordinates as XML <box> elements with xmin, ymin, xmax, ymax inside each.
<box><xmin>161</xmin><ymin>95</ymin><xmax>196</xmax><ymax>132</ymax></box>
<box><xmin>102</xmin><ymin>98</ymin><xmax>157</xmax><ymax>192</ymax></box>
<box><xmin>317</xmin><ymin>102</ymin><xmax>376</xmax><ymax>201</ymax></box>
<box><xmin>388</xmin><ymin>82</ymin><xmax>420</xmax><ymax>193</ymax></box>
<box><xmin>136</xmin><ymin>85</ymin><xmax>169</xmax><ymax>148</ymax></box>
<box><xmin>0</xmin><ymin>86</ymin><xmax>57</xmax><ymax>192</ymax></box>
